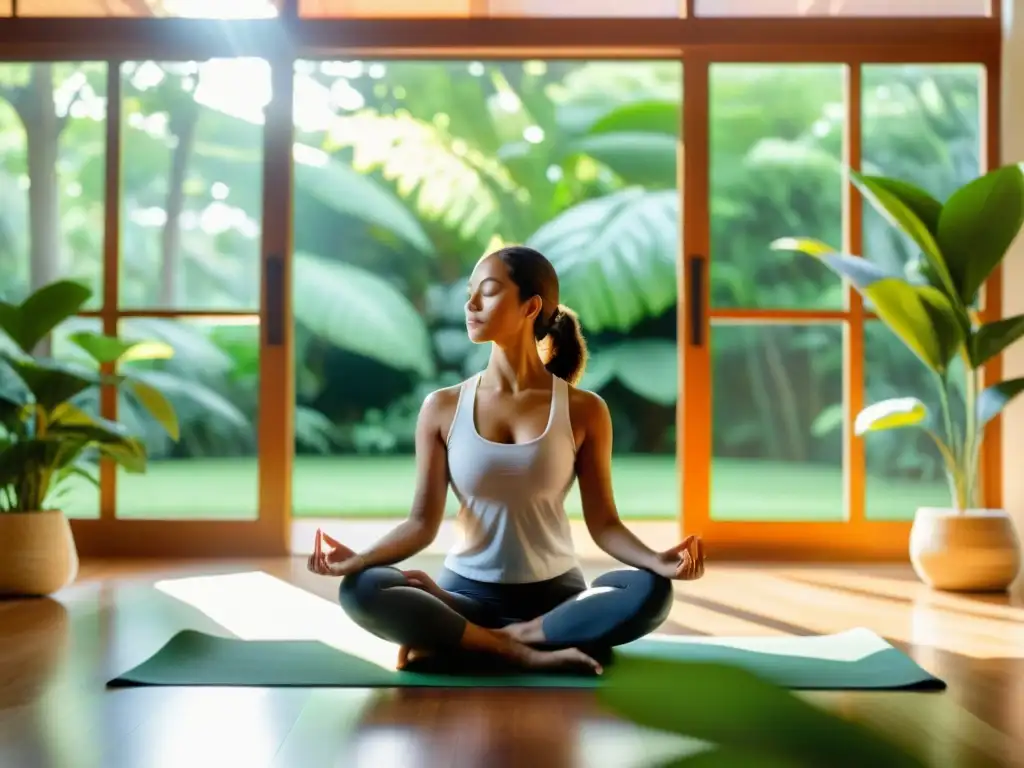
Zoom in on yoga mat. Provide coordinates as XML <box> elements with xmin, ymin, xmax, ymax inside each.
<box><xmin>107</xmin><ymin>627</ymin><xmax>944</xmax><ymax>691</ymax></box>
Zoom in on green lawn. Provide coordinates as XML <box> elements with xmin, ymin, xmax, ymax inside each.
<box><xmin>61</xmin><ymin>455</ymin><xmax>949</xmax><ymax>522</ymax></box>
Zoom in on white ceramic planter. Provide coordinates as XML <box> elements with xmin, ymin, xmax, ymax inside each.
<box><xmin>0</xmin><ymin>510</ymin><xmax>80</xmax><ymax>598</ymax></box>
<box><xmin>909</xmin><ymin>507</ymin><xmax>1022</xmax><ymax>592</ymax></box>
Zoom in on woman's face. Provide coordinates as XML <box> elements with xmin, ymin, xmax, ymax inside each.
<box><xmin>464</xmin><ymin>254</ymin><xmax>540</xmax><ymax>345</ymax></box>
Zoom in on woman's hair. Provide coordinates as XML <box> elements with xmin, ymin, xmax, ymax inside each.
<box><xmin>493</xmin><ymin>245</ymin><xmax>588</xmax><ymax>386</ymax></box>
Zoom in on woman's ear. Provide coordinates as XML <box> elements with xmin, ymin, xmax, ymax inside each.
<box><xmin>524</xmin><ymin>295</ymin><xmax>543</xmax><ymax>323</ymax></box>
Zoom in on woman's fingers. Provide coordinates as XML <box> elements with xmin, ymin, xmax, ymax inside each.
<box><xmin>321</xmin><ymin>531</ymin><xmax>344</xmax><ymax>549</ymax></box>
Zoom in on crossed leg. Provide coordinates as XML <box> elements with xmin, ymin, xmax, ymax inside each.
<box><xmin>500</xmin><ymin>568</ymin><xmax>675</xmax><ymax>654</ymax></box>
<box><xmin>338</xmin><ymin>566</ymin><xmax>674</xmax><ymax>670</ymax></box>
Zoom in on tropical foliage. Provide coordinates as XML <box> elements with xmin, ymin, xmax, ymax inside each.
<box><xmin>0</xmin><ymin>280</ymin><xmax>180</xmax><ymax>512</ymax></box>
<box><xmin>0</xmin><ymin>59</ymin><xmax>987</xmax><ymax>511</ymax></box>
<box><xmin>599</xmin><ymin>656</ymin><xmax>925</xmax><ymax>767</ymax></box>
<box><xmin>774</xmin><ymin>164</ymin><xmax>1024</xmax><ymax>511</ymax></box>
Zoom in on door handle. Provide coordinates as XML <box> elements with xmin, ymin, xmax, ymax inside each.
<box><xmin>689</xmin><ymin>255</ymin><xmax>705</xmax><ymax>347</ymax></box>
<box><xmin>266</xmin><ymin>253</ymin><xmax>284</xmax><ymax>347</ymax></box>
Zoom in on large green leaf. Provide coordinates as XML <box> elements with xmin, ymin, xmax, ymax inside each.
<box><xmin>68</xmin><ymin>331</ymin><xmax>175</xmax><ymax>366</ymax></box>
<box><xmin>859</xmin><ymin>176</ymin><xmax>943</xmax><ymax>234</ymax></box>
<box><xmin>97</xmin><ymin>438</ymin><xmax>148</xmax><ymax>474</ymax></box>
<box><xmin>293</xmin><ymin>252</ymin><xmax>436</xmax><ymax>378</ymax></box>
<box><xmin>854</xmin><ymin>397</ymin><xmax>928</xmax><ymax>436</ymax></box>
<box><xmin>582</xmin><ymin>340</ymin><xmax>677</xmax><ymax>405</ymax></box>
<box><xmin>770</xmin><ymin>239</ymin><xmax>962</xmax><ymax>373</ymax></box>
<box><xmin>970</xmin><ymin>314</ymin><xmax>1024</xmax><ymax>369</ymax></box>
<box><xmin>587</xmin><ymin>99</ymin><xmax>680</xmax><ymax>137</ymax></box>
<box><xmin>120</xmin><ymin>318</ymin><xmax>235</xmax><ymax>376</ymax></box>
<box><xmin>865</xmin><ymin>280</ymin><xmax>963</xmax><ymax>374</ymax></box>
<box><xmin>851</xmin><ymin>171</ymin><xmax>958</xmax><ymax>301</ymax></box>
<box><xmin>566</xmin><ymin>132</ymin><xmax>678</xmax><ymax>187</ymax></box>
<box><xmin>294</xmin><ymin>151</ymin><xmax>435</xmax><ymax>256</ymax></box>
<box><xmin>598</xmin><ymin>658</ymin><xmax>923</xmax><ymax>767</ymax></box>
<box><xmin>977</xmin><ymin>377</ymin><xmax>1024</xmax><ymax>428</ymax></box>
<box><xmin>125</xmin><ymin>377</ymin><xmax>181</xmax><ymax>441</ymax></box>
<box><xmin>528</xmin><ymin>188</ymin><xmax>679</xmax><ymax>333</ymax></box>
<box><xmin>4</xmin><ymin>358</ymin><xmax>99</xmax><ymax>413</ymax></box>
<box><xmin>937</xmin><ymin>164</ymin><xmax>1024</xmax><ymax>304</ymax></box>
<box><xmin>770</xmin><ymin>239</ymin><xmax>902</xmax><ymax>286</ymax></box>
<box><xmin>127</xmin><ymin>369</ymin><xmax>250</xmax><ymax>433</ymax></box>
<box><xmin>0</xmin><ymin>280</ymin><xmax>93</xmax><ymax>354</ymax></box>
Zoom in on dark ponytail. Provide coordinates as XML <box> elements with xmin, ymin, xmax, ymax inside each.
<box><xmin>493</xmin><ymin>245</ymin><xmax>588</xmax><ymax>386</ymax></box>
<box><xmin>535</xmin><ymin>303</ymin><xmax>588</xmax><ymax>386</ymax></box>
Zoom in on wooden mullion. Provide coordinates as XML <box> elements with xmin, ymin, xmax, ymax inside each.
<box><xmin>99</xmin><ymin>60</ymin><xmax>121</xmax><ymax>524</ymax></box>
<box><xmin>844</xmin><ymin>63</ymin><xmax>865</xmax><ymax>525</ymax></box>
<box><xmin>681</xmin><ymin>55</ymin><xmax>710</xmax><ymax>541</ymax></box>
<box><xmin>980</xmin><ymin>59</ymin><xmax>1003</xmax><ymax>509</ymax></box>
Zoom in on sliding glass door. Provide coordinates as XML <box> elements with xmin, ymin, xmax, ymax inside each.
<box><xmin>2</xmin><ymin>4</ymin><xmax>1001</xmax><ymax>560</ymax></box>
<box><xmin>286</xmin><ymin>57</ymin><xmax>684</xmax><ymax>538</ymax></box>
<box><xmin>682</xmin><ymin>58</ymin><xmax>996</xmax><ymax>559</ymax></box>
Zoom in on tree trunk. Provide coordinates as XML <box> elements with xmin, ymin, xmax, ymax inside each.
<box><xmin>25</xmin><ymin>64</ymin><xmax>60</xmax><ymax>296</ymax></box>
<box><xmin>23</xmin><ymin>64</ymin><xmax>60</xmax><ymax>357</ymax></box>
<box><xmin>159</xmin><ymin>99</ymin><xmax>199</xmax><ymax>308</ymax></box>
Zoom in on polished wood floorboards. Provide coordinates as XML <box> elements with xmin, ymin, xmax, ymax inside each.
<box><xmin>1</xmin><ymin>557</ymin><xmax>1022</xmax><ymax>767</ymax></box>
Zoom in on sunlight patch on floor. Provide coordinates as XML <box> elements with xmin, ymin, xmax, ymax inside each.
<box><xmin>666</xmin><ymin>597</ymin><xmax>791</xmax><ymax>637</ymax></box>
<box><xmin>641</xmin><ymin>627</ymin><xmax>889</xmax><ymax>662</ymax></box>
<box><xmin>688</xmin><ymin>571</ymin><xmax>1024</xmax><ymax>659</ymax></box>
<box><xmin>777</xmin><ymin>568</ymin><xmax>1024</xmax><ymax>621</ymax></box>
<box><xmin>153</xmin><ymin>571</ymin><xmax>399</xmax><ymax>670</ymax></box>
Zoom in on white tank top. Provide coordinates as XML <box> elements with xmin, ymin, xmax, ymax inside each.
<box><xmin>443</xmin><ymin>374</ymin><xmax>580</xmax><ymax>584</ymax></box>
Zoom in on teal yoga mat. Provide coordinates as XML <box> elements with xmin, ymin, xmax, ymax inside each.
<box><xmin>107</xmin><ymin>627</ymin><xmax>944</xmax><ymax>691</ymax></box>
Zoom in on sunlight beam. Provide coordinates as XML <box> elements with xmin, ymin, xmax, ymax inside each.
<box><xmin>154</xmin><ymin>571</ymin><xmax>400</xmax><ymax>670</ymax></box>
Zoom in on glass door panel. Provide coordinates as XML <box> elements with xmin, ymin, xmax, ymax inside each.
<box><xmin>860</xmin><ymin>64</ymin><xmax>983</xmax><ymax>521</ymax></box>
<box><xmin>289</xmin><ymin>58</ymin><xmax>683</xmax><ymax>524</ymax></box>
<box><xmin>710</xmin><ymin>322</ymin><xmax>845</xmax><ymax>522</ymax></box>
<box><xmin>112</xmin><ymin>58</ymin><xmax>268</xmax><ymax>522</ymax></box>
<box><xmin>0</xmin><ymin>61</ymin><xmax>109</xmax><ymax>520</ymax></box>
<box><xmin>707</xmin><ymin>63</ymin><xmax>847</xmax><ymax>524</ymax></box>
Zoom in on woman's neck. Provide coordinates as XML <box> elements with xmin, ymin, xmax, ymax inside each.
<box><xmin>482</xmin><ymin>340</ymin><xmax>549</xmax><ymax>392</ymax></box>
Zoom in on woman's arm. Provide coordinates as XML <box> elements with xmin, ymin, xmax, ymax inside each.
<box><xmin>347</xmin><ymin>390</ymin><xmax>453</xmax><ymax>570</ymax></box>
<box><xmin>574</xmin><ymin>392</ymin><xmax>667</xmax><ymax>574</ymax></box>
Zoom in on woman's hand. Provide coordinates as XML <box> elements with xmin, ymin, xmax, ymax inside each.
<box><xmin>306</xmin><ymin>529</ymin><xmax>365</xmax><ymax>577</ymax></box>
<box><xmin>655</xmin><ymin>535</ymin><xmax>705</xmax><ymax>581</ymax></box>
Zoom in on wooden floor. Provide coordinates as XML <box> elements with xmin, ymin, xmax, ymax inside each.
<box><xmin>0</xmin><ymin>556</ymin><xmax>1022</xmax><ymax>768</ymax></box>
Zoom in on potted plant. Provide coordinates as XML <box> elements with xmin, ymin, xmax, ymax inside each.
<box><xmin>773</xmin><ymin>163</ymin><xmax>1024</xmax><ymax>592</ymax></box>
<box><xmin>0</xmin><ymin>280</ymin><xmax>180</xmax><ymax>597</ymax></box>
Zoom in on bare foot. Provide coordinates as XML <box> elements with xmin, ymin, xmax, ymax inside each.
<box><xmin>397</xmin><ymin>645</ymin><xmax>434</xmax><ymax>670</ymax></box>
<box><xmin>498</xmin><ymin>616</ymin><xmax>546</xmax><ymax>645</ymax></box>
<box><xmin>523</xmin><ymin>647</ymin><xmax>602</xmax><ymax>675</ymax></box>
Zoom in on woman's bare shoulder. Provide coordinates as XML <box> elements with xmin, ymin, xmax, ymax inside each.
<box><xmin>567</xmin><ymin>383</ymin><xmax>608</xmax><ymax>413</ymax></box>
<box><xmin>418</xmin><ymin>380</ymin><xmax>470</xmax><ymax>435</ymax></box>
<box><xmin>566</xmin><ymin>382</ymin><xmax>611</xmax><ymax>432</ymax></box>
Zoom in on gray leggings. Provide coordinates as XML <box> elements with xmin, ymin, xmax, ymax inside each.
<box><xmin>338</xmin><ymin>565</ymin><xmax>674</xmax><ymax>656</ymax></box>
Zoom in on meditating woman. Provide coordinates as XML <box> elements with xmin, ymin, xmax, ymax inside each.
<box><xmin>308</xmin><ymin>245</ymin><xmax>705</xmax><ymax>675</ymax></box>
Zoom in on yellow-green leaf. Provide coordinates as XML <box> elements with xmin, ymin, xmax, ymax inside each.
<box><xmin>769</xmin><ymin>237</ymin><xmax>837</xmax><ymax>257</ymax></box>
<box><xmin>119</xmin><ymin>341</ymin><xmax>176</xmax><ymax>364</ymax></box>
<box><xmin>128</xmin><ymin>378</ymin><xmax>180</xmax><ymax>441</ymax></box>
<box><xmin>851</xmin><ymin>172</ymin><xmax>958</xmax><ymax>302</ymax></box>
<box><xmin>862</xmin><ymin>279</ymin><xmax>963</xmax><ymax>374</ymax></box>
<box><xmin>69</xmin><ymin>331</ymin><xmax>175</xmax><ymax>366</ymax></box>
<box><xmin>854</xmin><ymin>398</ymin><xmax>928</xmax><ymax>436</ymax></box>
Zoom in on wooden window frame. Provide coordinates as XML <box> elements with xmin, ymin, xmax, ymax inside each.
<box><xmin>0</xmin><ymin>3</ymin><xmax>1002</xmax><ymax>559</ymax></box>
